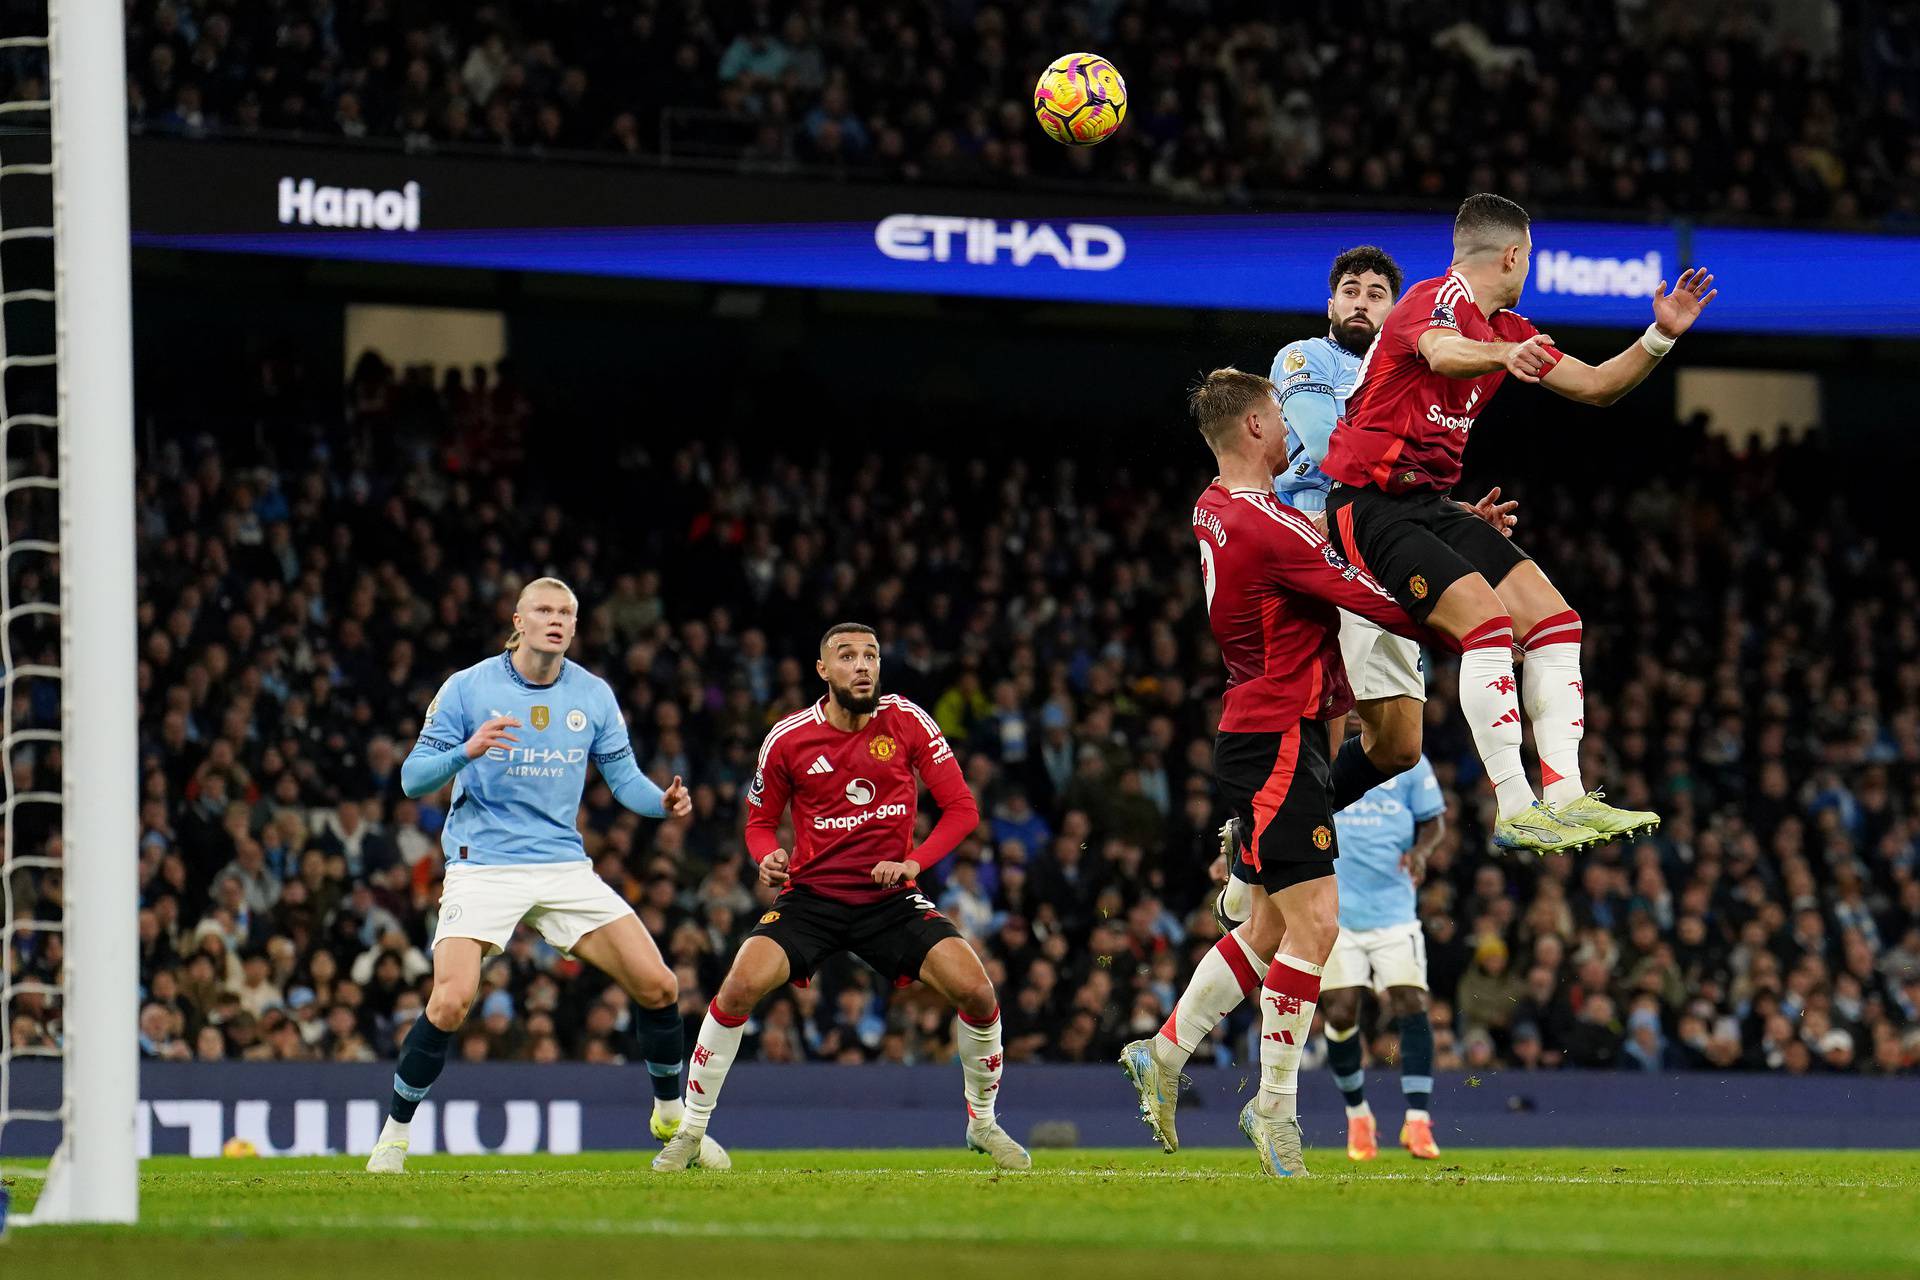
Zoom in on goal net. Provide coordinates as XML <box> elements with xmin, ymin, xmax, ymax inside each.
<box><xmin>0</xmin><ymin>0</ymin><xmax>138</xmax><ymax>1226</ymax></box>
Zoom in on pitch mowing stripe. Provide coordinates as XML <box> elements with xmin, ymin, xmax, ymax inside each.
<box><xmin>186</xmin><ymin>1212</ymin><xmax>1917</xmax><ymax>1263</ymax></box>
<box><xmin>153</xmin><ymin>1167</ymin><xmax>1919</xmax><ymax>1191</ymax></box>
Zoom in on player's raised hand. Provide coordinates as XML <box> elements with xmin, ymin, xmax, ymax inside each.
<box><xmin>871</xmin><ymin>858</ymin><xmax>922</xmax><ymax>888</ymax></box>
<box><xmin>663</xmin><ymin>774</ymin><xmax>692</xmax><ymax>818</ymax></box>
<box><xmin>1652</xmin><ymin>267</ymin><xmax>1718</xmax><ymax>337</ymax></box>
<box><xmin>759</xmin><ymin>848</ymin><xmax>791</xmax><ymax>888</ymax></box>
<box><xmin>1464</xmin><ymin>486</ymin><xmax>1519</xmax><ymax>538</ymax></box>
<box><xmin>1504</xmin><ymin>333</ymin><xmax>1558</xmax><ymax>382</ymax></box>
<box><xmin>464</xmin><ymin>715</ymin><xmax>522</xmax><ymax>759</ymax></box>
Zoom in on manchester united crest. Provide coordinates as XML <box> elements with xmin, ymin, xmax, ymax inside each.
<box><xmin>869</xmin><ymin>734</ymin><xmax>898</xmax><ymax>761</ymax></box>
<box><xmin>1312</xmin><ymin>825</ymin><xmax>1333</xmax><ymax>851</ymax></box>
<box><xmin>530</xmin><ymin>705</ymin><xmax>550</xmax><ymax>731</ymax></box>
<box><xmin>1409</xmin><ymin>574</ymin><xmax>1429</xmax><ymax>600</ymax></box>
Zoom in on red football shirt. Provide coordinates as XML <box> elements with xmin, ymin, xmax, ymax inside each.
<box><xmin>744</xmin><ymin>694</ymin><xmax>978</xmax><ymax>905</ymax></box>
<box><xmin>1194</xmin><ymin>483</ymin><xmax>1426</xmax><ymax>731</ymax></box>
<box><xmin>1324</xmin><ymin>270</ymin><xmax>1558</xmax><ymax>494</ymax></box>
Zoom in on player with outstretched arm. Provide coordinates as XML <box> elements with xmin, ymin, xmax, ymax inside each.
<box><xmin>366</xmin><ymin>577</ymin><xmax>724</xmax><ymax>1172</ymax></box>
<box><xmin>653</xmin><ymin>623</ymin><xmax>1030</xmax><ymax>1172</ymax></box>
<box><xmin>1322</xmin><ymin>194</ymin><xmax>1717</xmax><ymax>855</ymax></box>
<box><xmin>1216</xmin><ymin>244</ymin><xmax>1516</xmax><ymax>931</ymax></box>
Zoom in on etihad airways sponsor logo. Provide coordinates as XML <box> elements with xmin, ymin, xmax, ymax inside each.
<box><xmin>875</xmin><ymin>214</ymin><xmax>1125</xmax><ymax>270</ymax></box>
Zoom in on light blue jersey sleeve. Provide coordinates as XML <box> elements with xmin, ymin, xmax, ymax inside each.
<box><xmin>402</xmin><ymin>673</ymin><xmax>474</xmax><ymax>796</ymax></box>
<box><xmin>590</xmin><ymin>677</ymin><xmax>665</xmax><ymax>818</ymax></box>
<box><xmin>1271</xmin><ymin>339</ymin><xmax>1342</xmax><ymax>462</ymax></box>
<box><xmin>1270</xmin><ymin>338</ymin><xmax>1348</xmax><ymax>513</ymax></box>
<box><xmin>1407</xmin><ymin>755</ymin><xmax>1445</xmax><ymax>822</ymax></box>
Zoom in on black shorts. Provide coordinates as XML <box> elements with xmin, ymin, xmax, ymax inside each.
<box><xmin>1215</xmin><ymin>720</ymin><xmax>1336</xmax><ymax>892</ymax></box>
<box><xmin>746</xmin><ymin>885</ymin><xmax>962</xmax><ymax>986</ymax></box>
<box><xmin>1326</xmin><ymin>485</ymin><xmax>1531</xmax><ymax>623</ymax></box>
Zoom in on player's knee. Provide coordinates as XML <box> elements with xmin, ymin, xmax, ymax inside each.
<box><xmin>427</xmin><ymin>979</ymin><xmax>477</xmax><ymax>1029</ymax></box>
<box><xmin>1371</xmin><ymin>733</ymin><xmax>1422</xmax><ymax>775</ymax></box>
<box><xmin>1388</xmin><ymin>987</ymin><xmax>1429</xmax><ymax>1018</ymax></box>
<box><xmin>635</xmin><ymin>967</ymin><xmax>678</xmax><ymax>1010</ymax></box>
<box><xmin>1320</xmin><ymin>991</ymin><xmax>1360</xmax><ymax>1031</ymax></box>
<box><xmin>954</xmin><ymin>975</ymin><xmax>998</xmax><ymax>1022</ymax></box>
<box><xmin>715</xmin><ymin>971</ymin><xmax>771</xmax><ymax>1020</ymax></box>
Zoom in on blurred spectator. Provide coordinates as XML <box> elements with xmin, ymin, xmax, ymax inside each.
<box><xmin>87</xmin><ymin>2</ymin><xmax>1914</xmax><ymax>226</ymax></box>
<box><xmin>0</xmin><ymin>337</ymin><xmax>1916</xmax><ymax>1083</ymax></box>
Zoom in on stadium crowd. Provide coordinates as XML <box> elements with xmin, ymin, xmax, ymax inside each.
<box><xmin>5</xmin><ymin>348</ymin><xmax>1917</xmax><ymax>1084</ymax></box>
<box><xmin>100</xmin><ymin>0</ymin><xmax>1919</xmax><ymax>225</ymax></box>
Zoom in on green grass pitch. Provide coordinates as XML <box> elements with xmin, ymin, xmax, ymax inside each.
<box><xmin>6</xmin><ymin>1148</ymin><xmax>1919</xmax><ymax>1279</ymax></box>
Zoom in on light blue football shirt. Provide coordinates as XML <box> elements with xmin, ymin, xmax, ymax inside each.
<box><xmin>1270</xmin><ymin>335</ymin><xmax>1363</xmax><ymax>515</ymax></box>
<box><xmin>1332</xmin><ymin>754</ymin><xmax>1444</xmax><ymax>931</ymax></box>
<box><xmin>412</xmin><ymin>651</ymin><xmax>633</xmax><ymax>866</ymax></box>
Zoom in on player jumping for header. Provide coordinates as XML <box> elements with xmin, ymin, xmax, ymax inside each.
<box><xmin>1323</xmin><ymin>194</ymin><xmax>1716</xmax><ymax>855</ymax></box>
<box><xmin>1124</xmin><ymin>368</ymin><xmax>1436</xmax><ymax>1178</ymax></box>
<box><xmin>1217</xmin><ymin>245</ymin><xmax>1517</xmax><ymax>931</ymax></box>
<box><xmin>368</xmin><ymin>577</ymin><xmax>724</xmax><ymax>1172</ymax></box>
<box><xmin>653</xmin><ymin>623</ymin><xmax>1029</xmax><ymax>1171</ymax></box>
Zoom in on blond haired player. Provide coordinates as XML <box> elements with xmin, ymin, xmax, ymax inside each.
<box><xmin>366</xmin><ymin>578</ymin><xmax>724</xmax><ymax>1171</ymax></box>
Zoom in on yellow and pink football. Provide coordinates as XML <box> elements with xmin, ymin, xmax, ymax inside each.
<box><xmin>1034</xmin><ymin>53</ymin><xmax>1127</xmax><ymax>146</ymax></box>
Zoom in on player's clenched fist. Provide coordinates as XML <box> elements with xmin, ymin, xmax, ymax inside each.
<box><xmin>1504</xmin><ymin>332</ymin><xmax>1558</xmax><ymax>382</ymax></box>
<box><xmin>759</xmin><ymin>848</ymin><xmax>791</xmax><ymax>888</ymax></box>
<box><xmin>464</xmin><ymin>715</ymin><xmax>521</xmax><ymax>759</ymax></box>
<box><xmin>870</xmin><ymin>858</ymin><xmax>922</xmax><ymax>888</ymax></box>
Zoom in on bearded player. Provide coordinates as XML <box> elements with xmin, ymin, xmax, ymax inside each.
<box><xmin>368</xmin><ymin>577</ymin><xmax>724</xmax><ymax>1172</ymax></box>
<box><xmin>1124</xmin><ymin>368</ymin><xmax>1436</xmax><ymax>1178</ymax></box>
<box><xmin>1216</xmin><ymin>245</ymin><xmax>1517</xmax><ymax>931</ymax></box>
<box><xmin>654</xmin><ymin>623</ymin><xmax>1029</xmax><ymax>1171</ymax></box>
<box><xmin>1323</xmin><ymin>194</ymin><xmax>1717</xmax><ymax>854</ymax></box>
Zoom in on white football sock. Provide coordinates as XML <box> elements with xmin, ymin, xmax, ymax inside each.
<box><xmin>956</xmin><ymin>1007</ymin><xmax>1005</xmax><ymax>1124</ymax></box>
<box><xmin>1521</xmin><ymin>612</ymin><xmax>1587</xmax><ymax>807</ymax></box>
<box><xmin>683</xmin><ymin>1000</ymin><xmax>747</xmax><ymax>1131</ymax></box>
<box><xmin>1153</xmin><ymin>930</ymin><xmax>1264</xmax><ymax>1072</ymax></box>
<box><xmin>1457</xmin><ymin>618</ymin><xmax>1534</xmax><ymax>819</ymax></box>
<box><xmin>1219</xmin><ymin>870</ymin><xmax>1253</xmax><ymax>923</ymax></box>
<box><xmin>1255</xmin><ymin>954</ymin><xmax>1323</xmax><ymax>1119</ymax></box>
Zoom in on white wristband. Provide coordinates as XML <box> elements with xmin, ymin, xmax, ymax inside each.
<box><xmin>1640</xmin><ymin>323</ymin><xmax>1676</xmax><ymax>357</ymax></box>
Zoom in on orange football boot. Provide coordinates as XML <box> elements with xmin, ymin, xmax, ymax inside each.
<box><xmin>1400</xmin><ymin>1115</ymin><xmax>1441</xmax><ymax>1159</ymax></box>
<box><xmin>1346</xmin><ymin>1112</ymin><xmax>1378</xmax><ymax>1161</ymax></box>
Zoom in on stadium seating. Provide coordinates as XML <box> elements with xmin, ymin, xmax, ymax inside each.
<box><xmin>8</xmin><ymin>345</ymin><xmax>1914</xmax><ymax>1080</ymax></box>
<box><xmin>107</xmin><ymin>1</ymin><xmax>1920</xmax><ymax>225</ymax></box>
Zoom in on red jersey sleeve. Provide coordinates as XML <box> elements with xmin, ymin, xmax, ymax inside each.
<box><xmin>1463</xmin><ymin>304</ymin><xmax>1562</xmax><ymax>371</ymax></box>
<box><xmin>1258</xmin><ymin>496</ymin><xmax>1430</xmax><ymax>643</ymax></box>
<box><xmin>743</xmin><ymin>727</ymin><xmax>793</xmax><ymax>863</ymax></box>
<box><xmin>895</xmin><ymin>700</ymin><xmax>978</xmax><ymax>873</ymax></box>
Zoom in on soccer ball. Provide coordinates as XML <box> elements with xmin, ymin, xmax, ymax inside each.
<box><xmin>1033</xmin><ymin>53</ymin><xmax>1127</xmax><ymax>147</ymax></box>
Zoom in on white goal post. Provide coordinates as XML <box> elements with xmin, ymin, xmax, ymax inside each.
<box><xmin>2</xmin><ymin>0</ymin><xmax>139</xmax><ymax>1226</ymax></box>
